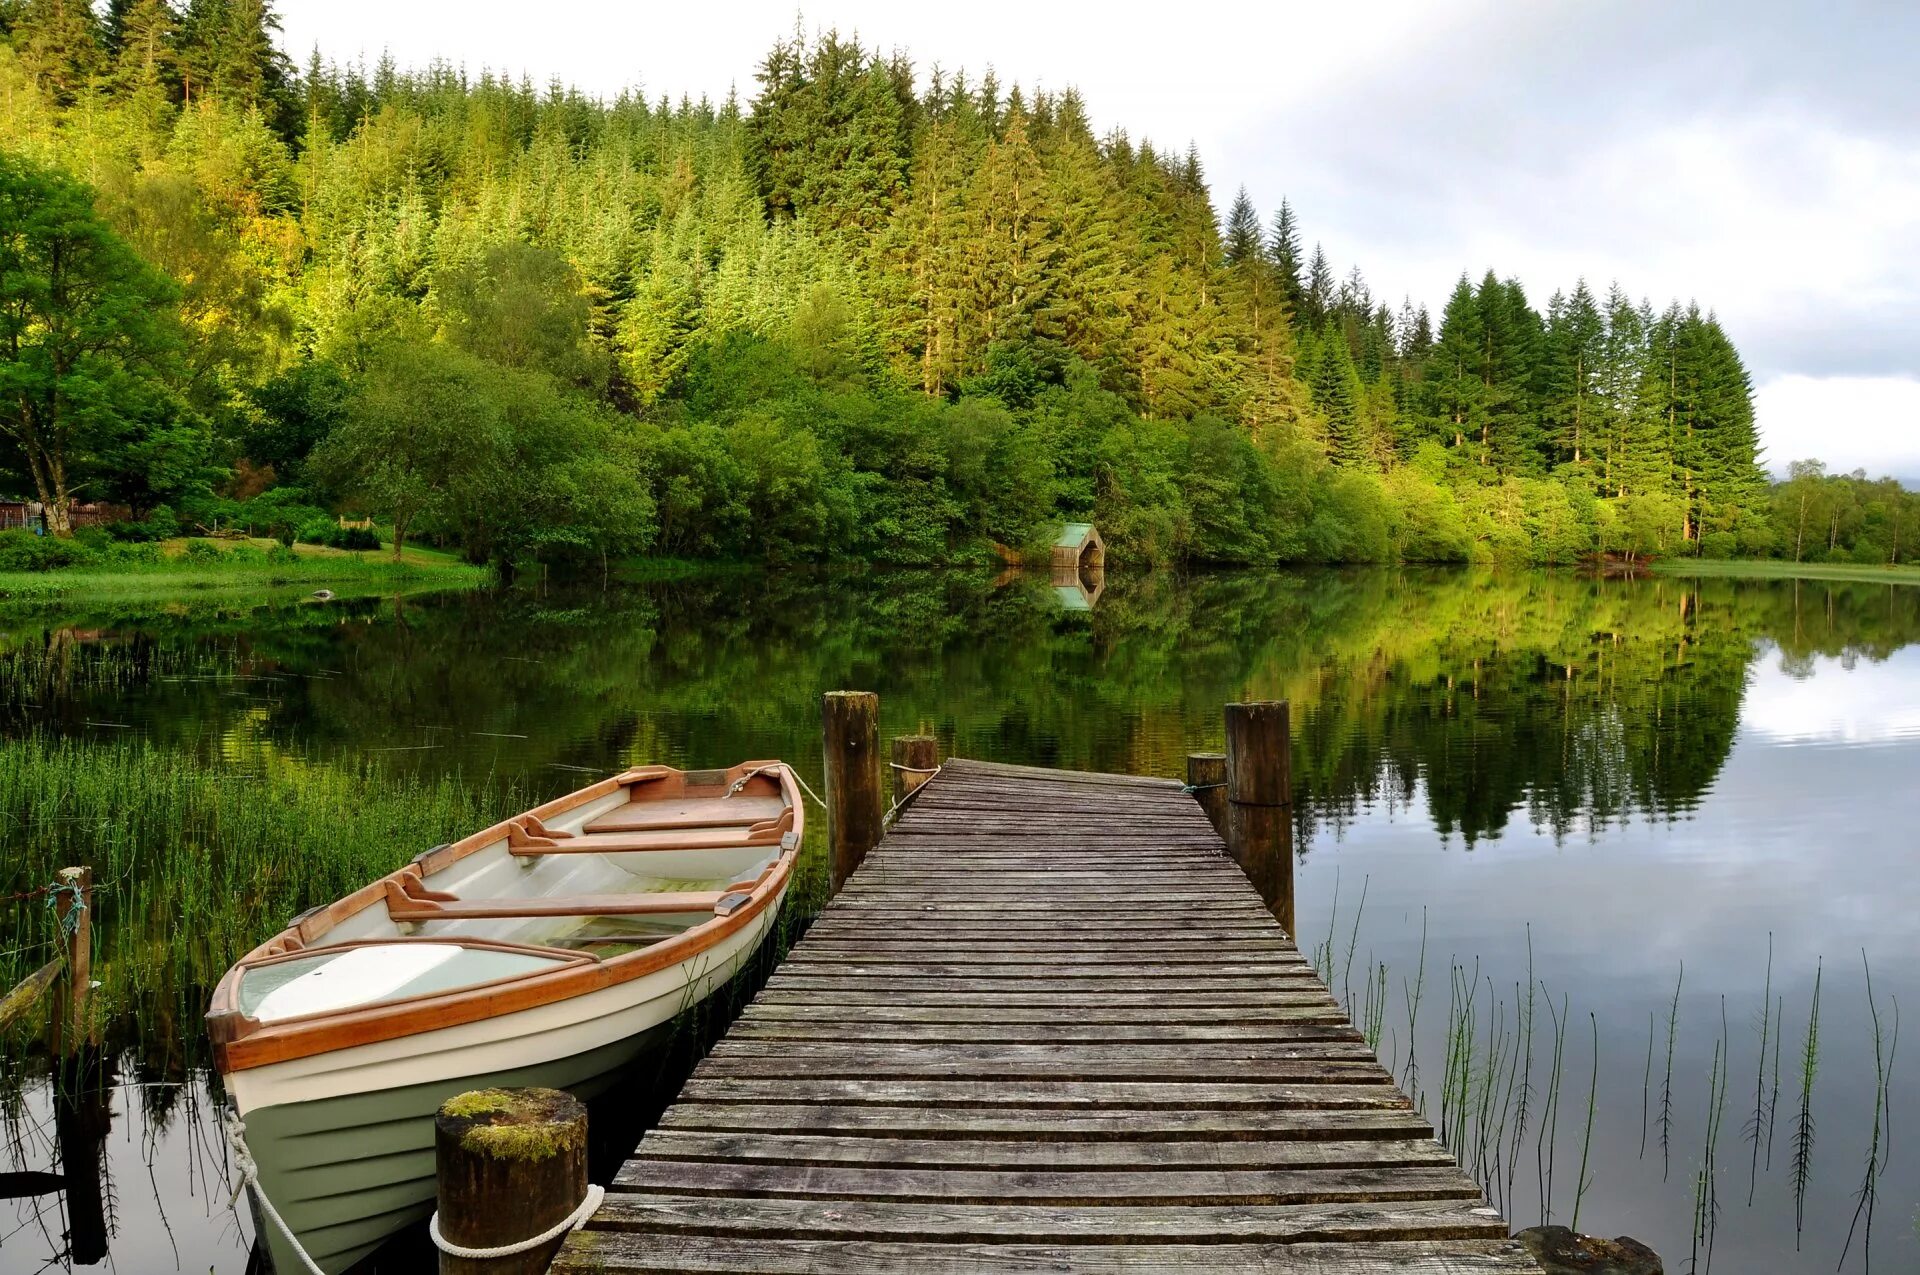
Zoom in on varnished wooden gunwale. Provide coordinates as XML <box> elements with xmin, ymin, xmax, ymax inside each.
<box><xmin>207</xmin><ymin>761</ymin><xmax>800</xmax><ymax>1074</ymax></box>
<box><xmin>555</xmin><ymin>758</ymin><xmax>1538</xmax><ymax>1274</ymax></box>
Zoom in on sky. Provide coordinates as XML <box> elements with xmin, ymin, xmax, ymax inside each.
<box><xmin>276</xmin><ymin>0</ymin><xmax>1920</xmax><ymax>483</ymax></box>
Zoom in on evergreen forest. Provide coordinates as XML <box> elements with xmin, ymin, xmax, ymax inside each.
<box><xmin>1</xmin><ymin>2</ymin><xmax>1915</xmax><ymax>569</ymax></box>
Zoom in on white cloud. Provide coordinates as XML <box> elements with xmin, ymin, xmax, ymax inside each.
<box><xmin>1755</xmin><ymin>374</ymin><xmax>1920</xmax><ymax>479</ymax></box>
<box><xmin>1741</xmin><ymin>648</ymin><xmax>1920</xmax><ymax>745</ymax></box>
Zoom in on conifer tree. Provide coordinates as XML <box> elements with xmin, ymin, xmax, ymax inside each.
<box><xmin>11</xmin><ymin>0</ymin><xmax>103</xmax><ymax>105</ymax></box>
<box><xmin>1222</xmin><ymin>187</ymin><xmax>1262</xmax><ymax>267</ymax></box>
<box><xmin>1268</xmin><ymin>199</ymin><xmax>1303</xmax><ymax>319</ymax></box>
<box><xmin>1310</xmin><ymin>324</ymin><xmax>1367</xmax><ymax>466</ymax></box>
<box><xmin>1302</xmin><ymin>243</ymin><xmax>1334</xmax><ymax>331</ymax></box>
<box><xmin>1542</xmin><ymin>279</ymin><xmax>1603</xmax><ymax>470</ymax></box>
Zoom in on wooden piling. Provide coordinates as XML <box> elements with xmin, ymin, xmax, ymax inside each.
<box><xmin>1186</xmin><ymin>752</ymin><xmax>1228</xmax><ymax>837</ymax></box>
<box><xmin>891</xmin><ymin>734</ymin><xmax>939</xmax><ymax>805</ymax></box>
<box><xmin>1225</xmin><ymin>701</ymin><xmax>1295</xmax><ymax>935</ymax></box>
<box><xmin>434</xmin><ymin>1088</ymin><xmax>589</xmax><ymax>1275</ymax></box>
<box><xmin>51</xmin><ymin>866</ymin><xmax>91</xmax><ymax>1057</ymax></box>
<box><xmin>823</xmin><ymin>691</ymin><xmax>885</xmax><ymax>895</ymax></box>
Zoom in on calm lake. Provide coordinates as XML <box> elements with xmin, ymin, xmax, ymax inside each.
<box><xmin>2</xmin><ymin>566</ymin><xmax>1916</xmax><ymax>1273</ymax></box>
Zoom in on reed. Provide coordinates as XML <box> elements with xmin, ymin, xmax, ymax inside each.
<box><xmin>1641</xmin><ymin>1009</ymin><xmax>1655</xmax><ymax>1159</ymax></box>
<box><xmin>1792</xmin><ymin>958</ymin><xmax>1823</xmax><ymax>1248</ymax></box>
<box><xmin>0</xmin><ymin>736</ymin><xmax>517</xmax><ymax>1066</ymax></box>
<box><xmin>1571</xmin><ymin>1011</ymin><xmax>1598</xmax><ymax>1231</ymax></box>
<box><xmin>1536</xmin><ymin>988</ymin><xmax>1568</xmax><ymax>1222</ymax></box>
<box><xmin>1662</xmin><ymin>960</ymin><xmax>1684</xmax><ymax>1180</ymax></box>
<box><xmin>1399</xmin><ymin>908</ymin><xmax>1428</xmax><ymax>1104</ymax></box>
<box><xmin>1340</xmin><ymin>874</ymin><xmax>1369</xmax><ymax>1009</ymax></box>
<box><xmin>1743</xmin><ymin>933</ymin><xmax>1773</xmax><ymax>1205</ymax></box>
<box><xmin>1838</xmin><ymin>951</ymin><xmax>1897</xmax><ymax>1270</ymax></box>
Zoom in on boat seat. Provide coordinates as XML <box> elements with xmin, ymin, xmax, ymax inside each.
<box><xmin>506</xmin><ymin>810</ymin><xmax>794</xmax><ymax>857</ymax></box>
<box><xmin>383</xmin><ymin>877</ymin><xmax>726</xmax><ymax>923</ymax></box>
<box><xmin>587</xmin><ymin>794</ymin><xmax>785</xmax><ymax>833</ymax></box>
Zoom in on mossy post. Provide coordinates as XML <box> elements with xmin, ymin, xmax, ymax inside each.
<box><xmin>434</xmin><ymin>1087</ymin><xmax>588</xmax><ymax>1275</ymax></box>
<box><xmin>1225</xmin><ymin>702</ymin><xmax>1295</xmax><ymax>935</ymax></box>
<box><xmin>1186</xmin><ymin>752</ymin><xmax>1228</xmax><ymax>838</ymax></box>
<box><xmin>892</xmin><ymin>734</ymin><xmax>939</xmax><ymax>804</ymax></box>
<box><xmin>823</xmin><ymin>691</ymin><xmax>883</xmax><ymax>895</ymax></box>
<box><xmin>51</xmin><ymin>866</ymin><xmax>91</xmax><ymax>1058</ymax></box>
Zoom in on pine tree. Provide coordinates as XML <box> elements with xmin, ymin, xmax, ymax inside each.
<box><xmin>1598</xmin><ymin>283</ymin><xmax>1664</xmax><ymax>498</ymax></box>
<box><xmin>1222</xmin><ymin>186</ymin><xmax>1262</xmax><ymax>267</ymax></box>
<box><xmin>1309</xmin><ymin>324</ymin><xmax>1367</xmax><ymax>466</ymax></box>
<box><xmin>1302</xmin><ymin>242</ymin><xmax>1334</xmax><ymax>331</ymax></box>
<box><xmin>1542</xmin><ymin>278</ymin><xmax>1603</xmax><ymax>470</ymax></box>
<box><xmin>1425</xmin><ymin>275</ymin><xmax>1484</xmax><ymax>451</ymax></box>
<box><xmin>107</xmin><ymin>0</ymin><xmax>177</xmax><ymax>97</ymax></box>
<box><xmin>1268</xmin><ymin>199</ymin><xmax>1303</xmax><ymax>320</ymax></box>
<box><xmin>12</xmin><ymin>0</ymin><xmax>104</xmax><ymax>105</ymax></box>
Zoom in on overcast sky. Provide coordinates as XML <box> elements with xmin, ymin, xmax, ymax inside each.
<box><xmin>278</xmin><ymin>0</ymin><xmax>1920</xmax><ymax>482</ymax></box>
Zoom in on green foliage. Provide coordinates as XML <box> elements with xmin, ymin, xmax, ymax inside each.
<box><xmin>0</xmin><ymin>20</ymin><xmax>1872</xmax><ymax>570</ymax></box>
<box><xmin>0</xmin><ymin>527</ymin><xmax>94</xmax><ymax>569</ymax></box>
<box><xmin>0</xmin><ymin>150</ymin><xmax>193</xmax><ymax>532</ymax></box>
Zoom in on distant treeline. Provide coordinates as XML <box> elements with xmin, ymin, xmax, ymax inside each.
<box><xmin>0</xmin><ymin>4</ymin><xmax>1914</xmax><ymax>568</ymax></box>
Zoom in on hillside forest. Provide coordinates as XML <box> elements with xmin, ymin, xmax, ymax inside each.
<box><xmin>1</xmin><ymin>2</ymin><xmax>1915</xmax><ymax>569</ymax></box>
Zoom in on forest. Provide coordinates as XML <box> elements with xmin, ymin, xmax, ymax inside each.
<box><xmin>1</xmin><ymin>1</ymin><xmax>1915</xmax><ymax>569</ymax></box>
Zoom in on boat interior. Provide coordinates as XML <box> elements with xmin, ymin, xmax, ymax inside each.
<box><xmin>222</xmin><ymin>762</ymin><xmax>800</xmax><ymax>1028</ymax></box>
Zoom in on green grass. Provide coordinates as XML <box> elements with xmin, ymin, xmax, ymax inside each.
<box><xmin>0</xmin><ymin>736</ymin><xmax>519</xmax><ymax>1065</ymax></box>
<box><xmin>1654</xmin><ymin>558</ymin><xmax>1920</xmax><ymax>586</ymax></box>
<box><xmin>0</xmin><ymin>536</ymin><xmax>488</xmax><ymax>600</ymax></box>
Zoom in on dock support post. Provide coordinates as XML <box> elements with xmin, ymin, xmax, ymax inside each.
<box><xmin>52</xmin><ymin>866</ymin><xmax>91</xmax><ymax>1058</ymax></box>
<box><xmin>892</xmin><ymin>735</ymin><xmax>939</xmax><ymax>805</ymax></box>
<box><xmin>1225</xmin><ymin>702</ymin><xmax>1295</xmax><ymax>936</ymax></box>
<box><xmin>434</xmin><ymin>1088</ymin><xmax>589</xmax><ymax>1275</ymax></box>
<box><xmin>1186</xmin><ymin>752</ymin><xmax>1228</xmax><ymax>837</ymax></box>
<box><xmin>823</xmin><ymin>691</ymin><xmax>884</xmax><ymax>895</ymax></box>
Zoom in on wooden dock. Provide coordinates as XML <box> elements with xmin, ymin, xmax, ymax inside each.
<box><xmin>554</xmin><ymin>758</ymin><xmax>1540</xmax><ymax>1273</ymax></box>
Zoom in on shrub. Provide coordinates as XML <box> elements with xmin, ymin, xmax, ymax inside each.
<box><xmin>1698</xmin><ymin>531</ymin><xmax>1737</xmax><ymax>560</ymax></box>
<box><xmin>0</xmin><ymin>530</ymin><xmax>98</xmax><ymax>571</ymax></box>
<box><xmin>320</xmin><ymin>524</ymin><xmax>380</xmax><ymax>551</ymax></box>
<box><xmin>182</xmin><ymin>539</ymin><xmax>223</xmax><ymax>562</ymax></box>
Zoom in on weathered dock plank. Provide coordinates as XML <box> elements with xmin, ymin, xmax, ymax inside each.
<box><xmin>553</xmin><ymin>757</ymin><xmax>1538</xmax><ymax>1274</ymax></box>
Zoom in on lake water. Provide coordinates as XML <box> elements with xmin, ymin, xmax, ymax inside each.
<box><xmin>1</xmin><ymin>567</ymin><xmax>1916</xmax><ymax>1273</ymax></box>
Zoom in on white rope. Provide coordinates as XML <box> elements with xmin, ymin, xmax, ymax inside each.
<box><xmin>884</xmin><ymin>763</ymin><xmax>943</xmax><ymax>825</ymax></box>
<box><xmin>428</xmin><ymin>1183</ymin><xmax>605</xmax><ymax>1259</ymax></box>
<box><xmin>222</xmin><ymin>1109</ymin><xmax>329</xmax><ymax>1275</ymax></box>
<box><xmin>725</xmin><ymin>763</ymin><xmax>827</xmax><ymax>810</ymax></box>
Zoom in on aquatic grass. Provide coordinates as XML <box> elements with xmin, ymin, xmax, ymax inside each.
<box><xmin>1838</xmin><ymin>952</ymin><xmax>1898</xmax><ymax>1271</ymax></box>
<box><xmin>1745</xmin><ymin>934</ymin><xmax>1774</xmax><ymax>1205</ymax></box>
<box><xmin>1572</xmin><ymin>1011</ymin><xmax>1599</xmax><ymax>1231</ymax></box>
<box><xmin>1642</xmin><ymin>1009</ymin><xmax>1656</xmax><ymax>1158</ymax></box>
<box><xmin>1536</xmin><ymin>988</ymin><xmax>1569</xmax><ymax>1222</ymax></box>
<box><xmin>1399</xmin><ymin>908</ymin><xmax>1428</xmax><ymax>1103</ymax></box>
<box><xmin>1794</xmin><ymin>959</ymin><xmax>1824</xmax><ymax>1248</ymax></box>
<box><xmin>0</xmin><ymin>735</ymin><xmax>520</xmax><ymax>1068</ymax></box>
<box><xmin>1663</xmin><ymin>960</ymin><xmax>1684</xmax><ymax>1180</ymax></box>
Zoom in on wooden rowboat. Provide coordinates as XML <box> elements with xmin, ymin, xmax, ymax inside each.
<box><xmin>206</xmin><ymin>760</ymin><xmax>802</xmax><ymax>1274</ymax></box>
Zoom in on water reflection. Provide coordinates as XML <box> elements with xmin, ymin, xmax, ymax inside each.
<box><xmin>2</xmin><ymin>567</ymin><xmax>1918</xmax><ymax>1272</ymax></box>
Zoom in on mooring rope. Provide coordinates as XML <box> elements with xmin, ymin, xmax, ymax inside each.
<box><xmin>427</xmin><ymin>1184</ymin><xmax>605</xmax><ymax>1260</ymax></box>
<box><xmin>884</xmin><ymin>763</ymin><xmax>942</xmax><ymax>825</ymax></box>
<box><xmin>221</xmin><ymin>1109</ymin><xmax>329</xmax><ymax>1275</ymax></box>
<box><xmin>725</xmin><ymin>763</ymin><xmax>827</xmax><ymax>811</ymax></box>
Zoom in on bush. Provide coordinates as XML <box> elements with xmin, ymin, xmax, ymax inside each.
<box><xmin>0</xmin><ymin>530</ymin><xmax>98</xmax><ymax>571</ymax></box>
<box><xmin>1698</xmin><ymin>531</ymin><xmax>1737</xmax><ymax>560</ymax></box>
<box><xmin>319</xmin><ymin>524</ymin><xmax>380</xmax><ymax>551</ymax></box>
<box><xmin>182</xmin><ymin>539</ymin><xmax>223</xmax><ymax>562</ymax></box>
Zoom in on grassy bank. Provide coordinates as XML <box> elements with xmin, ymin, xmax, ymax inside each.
<box><xmin>0</xmin><ymin>536</ymin><xmax>488</xmax><ymax>600</ymax></box>
<box><xmin>1653</xmin><ymin>558</ymin><xmax>1920</xmax><ymax>587</ymax></box>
